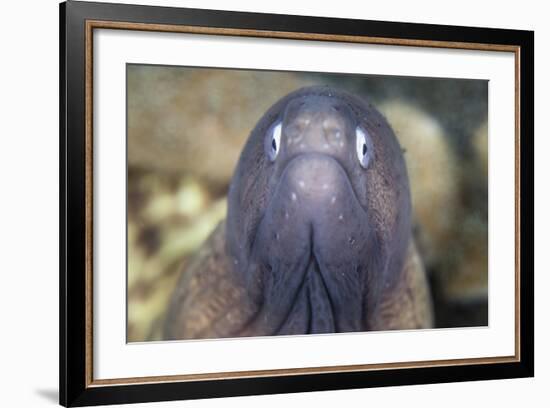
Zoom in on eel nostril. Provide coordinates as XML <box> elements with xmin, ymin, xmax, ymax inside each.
<box><xmin>323</xmin><ymin>127</ymin><xmax>345</xmax><ymax>147</ymax></box>
<box><xmin>285</xmin><ymin>123</ymin><xmax>304</xmax><ymax>146</ymax></box>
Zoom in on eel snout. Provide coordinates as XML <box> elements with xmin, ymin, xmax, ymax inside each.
<box><xmin>279</xmin><ymin>97</ymin><xmax>352</xmax><ymax>165</ymax></box>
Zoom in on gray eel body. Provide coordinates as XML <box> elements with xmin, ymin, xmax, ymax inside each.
<box><xmin>164</xmin><ymin>86</ymin><xmax>433</xmax><ymax>340</ymax></box>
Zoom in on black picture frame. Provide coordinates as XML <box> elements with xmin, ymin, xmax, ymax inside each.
<box><xmin>59</xmin><ymin>1</ymin><xmax>534</xmax><ymax>406</ymax></box>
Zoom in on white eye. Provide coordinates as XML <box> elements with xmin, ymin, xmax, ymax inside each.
<box><xmin>355</xmin><ymin>127</ymin><xmax>371</xmax><ymax>169</ymax></box>
<box><xmin>266</xmin><ymin>122</ymin><xmax>282</xmax><ymax>161</ymax></box>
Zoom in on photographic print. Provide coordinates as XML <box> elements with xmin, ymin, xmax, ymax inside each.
<box><xmin>60</xmin><ymin>2</ymin><xmax>533</xmax><ymax>405</ymax></box>
<box><xmin>126</xmin><ymin>66</ymin><xmax>489</xmax><ymax>342</ymax></box>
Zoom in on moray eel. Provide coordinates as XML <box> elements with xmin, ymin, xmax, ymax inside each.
<box><xmin>164</xmin><ymin>86</ymin><xmax>433</xmax><ymax>340</ymax></box>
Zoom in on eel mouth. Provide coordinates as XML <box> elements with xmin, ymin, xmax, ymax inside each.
<box><xmin>248</xmin><ymin>153</ymin><xmax>371</xmax><ymax>335</ymax></box>
<box><xmin>275</xmin><ymin>247</ymin><xmax>338</xmax><ymax>335</ymax></box>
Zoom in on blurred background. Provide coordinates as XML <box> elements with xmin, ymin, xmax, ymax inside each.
<box><xmin>126</xmin><ymin>64</ymin><xmax>488</xmax><ymax>342</ymax></box>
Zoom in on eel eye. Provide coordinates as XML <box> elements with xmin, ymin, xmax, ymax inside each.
<box><xmin>266</xmin><ymin>122</ymin><xmax>282</xmax><ymax>161</ymax></box>
<box><xmin>355</xmin><ymin>126</ymin><xmax>372</xmax><ymax>169</ymax></box>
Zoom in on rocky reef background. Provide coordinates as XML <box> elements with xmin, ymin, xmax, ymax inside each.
<box><xmin>126</xmin><ymin>64</ymin><xmax>488</xmax><ymax>342</ymax></box>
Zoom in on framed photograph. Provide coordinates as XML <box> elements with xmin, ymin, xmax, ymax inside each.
<box><xmin>59</xmin><ymin>1</ymin><xmax>534</xmax><ymax>406</ymax></box>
